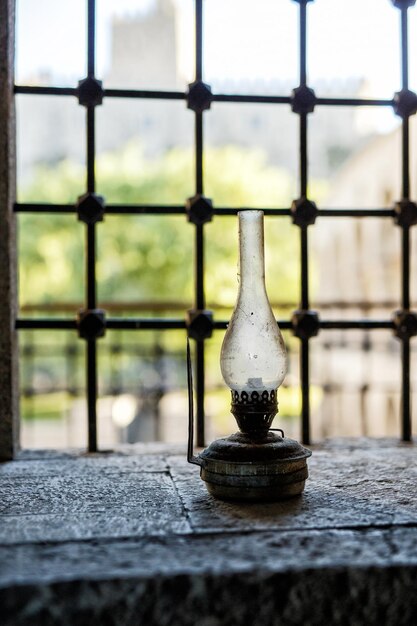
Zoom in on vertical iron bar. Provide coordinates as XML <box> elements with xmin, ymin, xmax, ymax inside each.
<box><xmin>402</xmin><ymin>339</ymin><xmax>411</xmax><ymax>441</ymax></box>
<box><xmin>87</xmin><ymin>107</ymin><xmax>96</xmax><ymax>195</ymax></box>
<box><xmin>401</xmin><ymin>8</ymin><xmax>408</xmax><ymax>91</ymax></box>
<box><xmin>194</xmin><ymin>0</ymin><xmax>205</xmax><ymax>446</ymax></box>
<box><xmin>187</xmin><ymin>338</ymin><xmax>195</xmax><ymax>461</ymax></box>
<box><xmin>402</xmin><ymin>226</ymin><xmax>410</xmax><ymax>310</ymax></box>
<box><xmin>87</xmin><ymin>224</ymin><xmax>96</xmax><ymax>309</ymax></box>
<box><xmin>298</xmin><ymin>1</ymin><xmax>311</xmax><ymax>444</ymax></box>
<box><xmin>402</xmin><ymin>117</ymin><xmax>410</xmax><ymax>200</ymax></box>
<box><xmin>196</xmin><ymin>341</ymin><xmax>205</xmax><ymax>447</ymax></box>
<box><xmin>301</xmin><ymin>226</ymin><xmax>309</xmax><ymax>310</ymax></box>
<box><xmin>401</xmin><ymin>225</ymin><xmax>411</xmax><ymax>441</ymax></box>
<box><xmin>87</xmin><ymin>339</ymin><xmax>98</xmax><ymax>450</ymax></box>
<box><xmin>66</xmin><ymin>337</ymin><xmax>77</xmax><ymax>397</ymax></box>
<box><xmin>196</xmin><ymin>113</ymin><xmax>203</xmax><ymax>195</ymax></box>
<box><xmin>300</xmin><ymin>113</ymin><xmax>308</xmax><ymax>197</ymax></box>
<box><xmin>195</xmin><ymin>0</ymin><xmax>203</xmax><ymax>82</ymax></box>
<box><xmin>301</xmin><ymin>339</ymin><xmax>310</xmax><ymax>444</ymax></box>
<box><xmin>196</xmin><ymin>224</ymin><xmax>205</xmax><ymax>310</ymax></box>
<box><xmin>87</xmin><ymin>0</ymin><xmax>96</xmax><ymax>78</ymax></box>
<box><xmin>399</xmin><ymin>4</ymin><xmax>412</xmax><ymax>441</ymax></box>
<box><xmin>299</xmin><ymin>1</ymin><xmax>307</xmax><ymax>87</ymax></box>
<box><xmin>85</xmin><ymin>0</ymin><xmax>98</xmax><ymax>452</ymax></box>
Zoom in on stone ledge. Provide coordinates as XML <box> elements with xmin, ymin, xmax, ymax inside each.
<box><xmin>1</xmin><ymin>439</ymin><xmax>416</xmax><ymax>625</ymax></box>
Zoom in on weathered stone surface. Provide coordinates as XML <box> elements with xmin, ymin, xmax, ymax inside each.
<box><xmin>0</xmin><ymin>510</ymin><xmax>190</xmax><ymax>545</ymax></box>
<box><xmin>1</xmin><ymin>441</ymin><xmax>417</xmax><ymax>625</ymax></box>
<box><xmin>169</xmin><ymin>444</ymin><xmax>417</xmax><ymax>532</ymax></box>
<box><xmin>0</xmin><ymin>471</ymin><xmax>190</xmax><ymax>543</ymax></box>
<box><xmin>2</xmin><ymin>528</ymin><xmax>417</xmax><ymax>586</ymax></box>
<box><xmin>1</xmin><ymin>530</ymin><xmax>417</xmax><ymax>625</ymax></box>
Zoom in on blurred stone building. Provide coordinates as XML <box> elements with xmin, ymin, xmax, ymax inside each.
<box><xmin>312</xmin><ymin>119</ymin><xmax>417</xmax><ymax>439</ymax></box>
<box><xmin>18</xmin><ymin>0</ymin><xmax>363</xmax><ymax>184</ymax></box>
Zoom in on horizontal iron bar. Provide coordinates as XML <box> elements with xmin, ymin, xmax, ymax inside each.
<box><xmin>16</xmin><ymin>319</ymin><xmax>77</xmax><ymax>329</ymax></box>
<box><xmin>316</xmin><ymin>97</ymin><xmax>393</xmax><ymax>107</ymax></box>
<box><xmin>214</xmin><ymin>208</ymin><xmax>291</xmax><ymax>216</ymax></box>
<box><xmin>105</xmin><ymin>204</ymin><xmax>184</xmax><ymax>215</ymax></box>
<box><xmin>15</xmin><ymin>318</ymin><xmax>187</xmax><ymax>330</ymax></box>
<box><xmin>213</xmin><ymin>94</ymin><xmax>290</xmax><ymax>104</ymax></box>
<box><xmin>14</xmin><ymin>85</ymin><xmax>395</xmax><ymax>108</ymax></box>
<box><xmin>14</xmin><ymin>203</ymin><xmax>395</xmax><ymax>218</ymax></box>
<box><xmin>320</xmin><ymin>320</ymin><xmax>394</xmax><ymax>330</ymax></box>
<box><xmin>104</xmin><ymin>88</ymin><xmax>185</xmax><ymax>100</ymax></box>
<box><xmin>16</xmin><ymin>318</ymin><xmax>395</xmax><ymax>331</ymax></box>
<box><xmin>15</xmin><ymin>204</ymin><xmax>76</xmax><ymax>213</ymax></box>
<box><xmin>14</xmin><ymin>203</ymin><xmax>185</xmax><ymax>214</ymax></box>
<box><xmin>106</xmin><ymin>318</ymin><xmax>186</xmax><ymax>329</ymax></box>
<box><xmin>320</xmin><ymin>209</ymin><xmax>395</xmax><ymax>218</ymax></box>
<box><xmin>14</xmin><ymin>86</ymin><xmax>78</xmax><ymax>96</ymax></box>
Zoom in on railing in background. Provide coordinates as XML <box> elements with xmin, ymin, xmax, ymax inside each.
<box><xmin>6</xmin><ymin>0</ymin><xmax>417</xmax><ymax>454</ymax></box>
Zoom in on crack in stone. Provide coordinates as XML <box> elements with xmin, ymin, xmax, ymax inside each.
<box><xmin>166</xmin><ymin>457</ymin><xmax>195</xmax><ymax>533</ymax></box>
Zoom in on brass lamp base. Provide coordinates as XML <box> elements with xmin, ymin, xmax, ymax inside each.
<box><xmin>196</xmin><ymin>431</ymin><xmax>311</xmax><ymax>502</ymax></box>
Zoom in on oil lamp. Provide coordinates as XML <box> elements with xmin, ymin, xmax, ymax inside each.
<box><xmin>188</xmin><ymin>210</ymin><xmax>311</xmax><ymax>501</ymax></box>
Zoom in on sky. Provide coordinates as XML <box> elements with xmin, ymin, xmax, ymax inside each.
<box><xmin>15</xmin><ymin>0</ymin><xmax>417</xmax><ymax>129</ymax></box>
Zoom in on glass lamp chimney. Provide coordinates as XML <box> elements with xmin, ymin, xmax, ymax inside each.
<box><xmin>220</xmin><ymin>210</ymin><xmax>287</xmax><ymax>437</ymax></box>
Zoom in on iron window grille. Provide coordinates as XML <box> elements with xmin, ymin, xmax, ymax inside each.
<box><xmin>3</xmin><ymin>0</ymin><xmax>417</xmax><ymax>454</ymax></box>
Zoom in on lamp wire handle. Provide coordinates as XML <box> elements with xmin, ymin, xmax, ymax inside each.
<box><xmin>270</xmin><ymin>428</ymin><xmax>285</xmax><ymax>438</ymax></box>
<box><xmin>187</xmin><ymin>338</ymin><xmax>202</xmax><ymax>465</ymax></box>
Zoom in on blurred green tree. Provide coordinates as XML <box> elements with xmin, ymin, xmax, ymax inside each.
<box><xmin>19</xmin><ymin>143</ymin><xmax>302</xmax><ymax>311</ymax></box>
